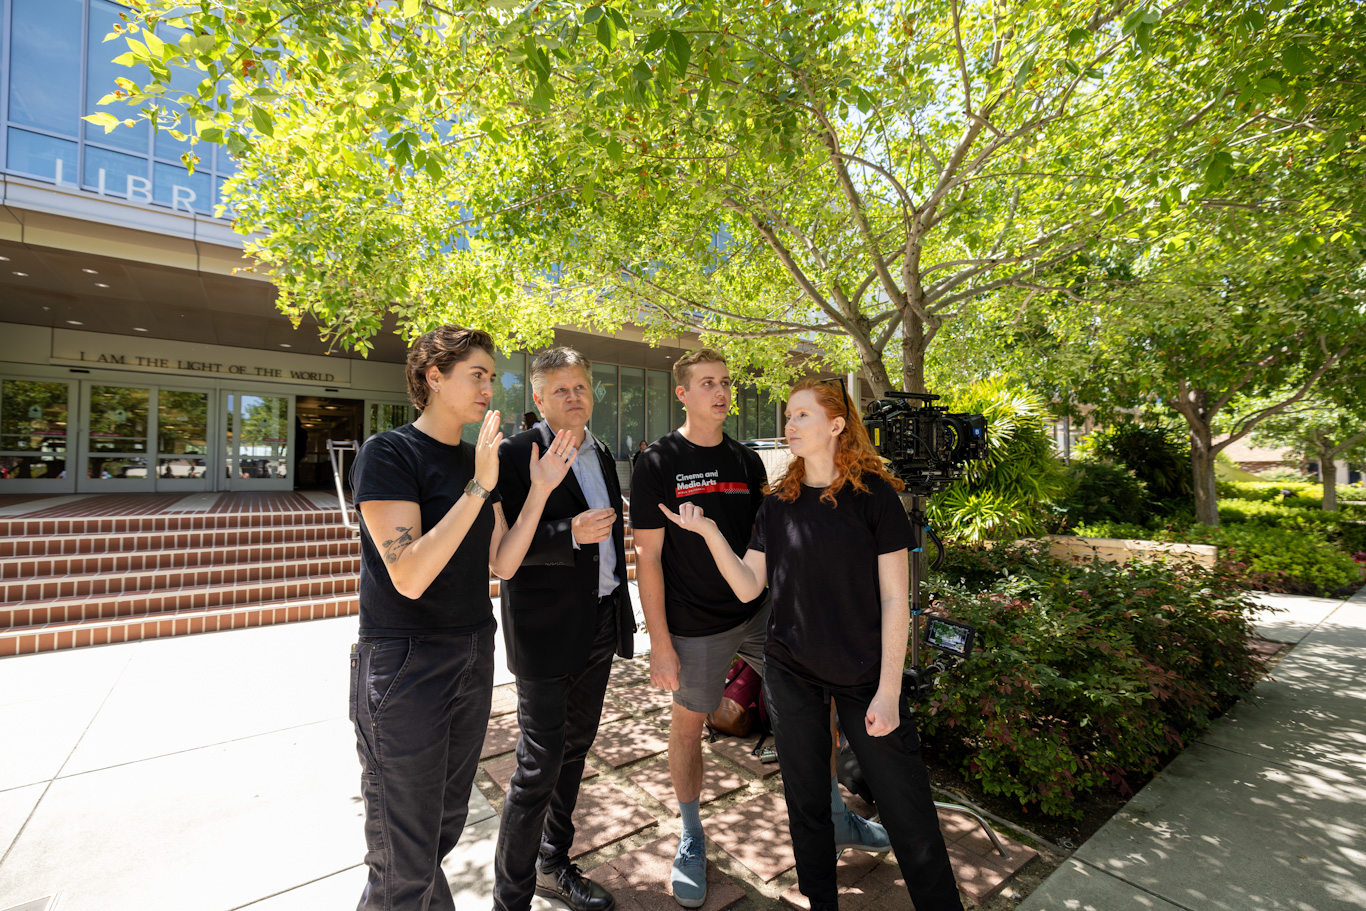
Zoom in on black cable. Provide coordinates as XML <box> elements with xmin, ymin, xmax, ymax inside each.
<box><xmin>927</xmin><ymin>523</ymin><xmax>945</xmax><ymax>571</ymax></box>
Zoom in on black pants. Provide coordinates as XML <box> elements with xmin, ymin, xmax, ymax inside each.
<box><xmin>764</xmin><ymin>664</ymin><xmax>963</xmax><ymax>911</ymax></box>
<box><xmin>492</xmin><ymin>598</ymin><xmax>618</xmax><ymax>911</ymax></box>
<box><xmin>352</xmin><ymin>625</ymin><xmax>495</xmax><ymax>911</ymax></box>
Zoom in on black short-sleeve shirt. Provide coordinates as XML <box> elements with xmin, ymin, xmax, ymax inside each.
<box><xmin>350</xmin><ymin>423</ymin><xmax>500</xmax><ymax>637</ymax></box>
<box><xmin>630</xmin><ymin>431</ymin><xmax>767</xmax><ymax>636</ymax></box>
<box><xmin>749</xmin><ymin>475</ymin><xmax>913</xmax><ymax>686</ymax></box>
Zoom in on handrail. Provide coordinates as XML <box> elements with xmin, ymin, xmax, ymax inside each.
<box><xmin>326</xmin><ymin>440</ymin><xmax>360</xmax><ymax>535</ymax></box>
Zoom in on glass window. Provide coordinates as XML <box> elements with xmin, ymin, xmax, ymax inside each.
<box><xmin>591</xmin><ymin>364</ymin><xmax>618</xmax><ymax>454</ymax></box>
<box><xmin>88</xmin><ymin>385</ymin><xmax>149</xmax><ymax>451</ymax></box>
<box><xmin>758</xmin><ymin>389</ymin><xmax>778</xmax><ymax>439</ymax></box>
<box><xmin>8</xmin><ymin>0</ymin><xmax>83</xmax><ymax>135</ymax></box>
<box><xmin>492</xmin><ymin>351</ymin><xmax>526</xmax><ymax>441</ymax></box>
<box><xmin>157</xmin><ymin>390</ymin><xmax>208</xmax><ymax>455</ymax></box>
<box><xmin>1</xmin><ymin>379</ymin><xmax>69</xmax><ymax>454</ymax></box>
<box><xmin>647</xmin><ymin>370</ymin><xmax>671</xmax><ymax>443</ymax></box>
<box><xmin>671</xmin><ymin>391</ymin><xmax>685</xmax><ymax>432</ymax></box>
<box><xmin>739</xmin><ymin>386</ymin><xmax>759</xmax><ymax>440</ymax></box>
<box><xmin>231</xmin><ymin>394</ymin><xmax>289</xmax><ymax>479</ymax></box>
<box><xmin>83</xmin><ymin>145</ymin><xmax>149</xmax><ymax>199</ymax></box>
<box><xmin>154</xmin><ymin>161</ymin><xmax>212</xmax><ymax>214</ymax></box>
<box><xmin>722</xmin><ymin>408</ymin><xmax>738</xmax><ymax>439</ymax></box>
<box><xmin>369</xmin><ymin>403</ymin><xmax>410</xmax><ymax>437</ymax></box>
<box><xmin>619</xmin><ymin>367</ymin><xmax>645</xmax><ymax>459</ymax></box>
<box><xmin>5</xmin><ymin>129</ymin><xmax>78</xmax><ymax>182</ymax></box>
<box><xmin>84</xmin><ymin>0</ymin><xmax>152</xmax><ymax>153</ymax></box>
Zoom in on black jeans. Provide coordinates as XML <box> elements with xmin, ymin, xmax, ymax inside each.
<box><xmin>764</xmin><ymin>664</ymin><xmax>963</xmax><ymax>911</ymax></box>
<box><xmin>492</xmin><ymin>597</ymin><xmax>618</xmax><ymax>911</ymax></box>
<box><xmin>352</xmin><ymin>625</ymin><xmax>495</xmax><ymax>911</ymax></box>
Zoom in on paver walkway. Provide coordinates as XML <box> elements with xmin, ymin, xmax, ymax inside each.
<box><xmin>0</xmin><ymin>579</ymin><xmax>1033</xmax><ymax>911</ymax></box>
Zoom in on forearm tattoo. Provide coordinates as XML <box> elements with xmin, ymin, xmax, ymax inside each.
<box><xmin>382</xmin><ymin>526</ymin><xmax>415</xmax><ymax>564</ymax></box>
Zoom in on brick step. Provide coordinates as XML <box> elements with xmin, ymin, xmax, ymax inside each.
<box><xmin>1</xmin><ymin>572</ymin><xmax>360</xmax><ymax>629</ymax></box>
<box><xmin>0</xmin><ymin>523</ymin><xmax>358</xmax><ymax>559</ymax></box>
<box><xmin>1</xmin><ymin>555</ymin><xmax>361</xmax><ymax>605</ymax></box>
<box><xmin>0</xmin><ymin>594</ymin><xmax>361</xmax><ymax>658</ymax></box>
<box><xmin>0</xmin><ymin>508</ymin><xmax>346</xmax><ymax>540</ymax></box>
<box><xmin>0</xmin><ymin>539</ymin><xmax>361</xmax><ymax>581</ymax></box>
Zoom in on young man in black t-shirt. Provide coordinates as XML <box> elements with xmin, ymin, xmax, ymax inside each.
<box><xmin>631</xmin><ymin>350</ymin><xmax>768</xmax><ymax>907</ymax></box>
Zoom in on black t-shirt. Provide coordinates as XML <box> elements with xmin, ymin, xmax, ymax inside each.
<box><xmin>630</xmin><ymin>431</ymin><xmax>767</xmax><ymax>636</ymax></box>
<box><xmin>350</xmin><ymin>423</ymin><xmax>500</xmax><ymax>637</ymax></box>
<box><xmin>749</xmin><ymin>475</ymin><xmax>913</xmax><ymax>687</ymax></box>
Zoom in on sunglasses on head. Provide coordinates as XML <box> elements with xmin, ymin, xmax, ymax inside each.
<box><xmin>820</xmin><ymin>377</ymin><xmax>850</xmax><ymax>419</ymax></box>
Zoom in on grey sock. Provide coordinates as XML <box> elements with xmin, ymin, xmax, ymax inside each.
<box><xmin>679</xmin><ymin>798</ymin><xmax>703</xmax><ymax>838</ymax></box>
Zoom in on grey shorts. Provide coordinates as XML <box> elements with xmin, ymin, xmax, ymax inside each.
<box><xmin>670</xmin><ymin>600</ymin><xmax>770</xmax><ymax>714</ymax></box>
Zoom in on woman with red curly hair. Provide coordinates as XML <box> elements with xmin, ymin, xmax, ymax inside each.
<box><xmin>661</xmin><ymin>378</ymin><xmax>963</xmax><ymax>911</ymax></box>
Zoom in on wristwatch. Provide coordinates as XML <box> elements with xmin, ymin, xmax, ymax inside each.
<box><xmin>464</xmin><ymin>478</ymin><xmax>491</xmax><ymax>500</ymax></box>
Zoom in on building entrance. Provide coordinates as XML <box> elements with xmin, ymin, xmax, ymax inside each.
<box><xmin>79</xmin><ymin>383</ymin><xmax>212</xmax><ymax>493</ymax></box>
<box><xmin>294</xmin><ymin>396</ymin><xmax>365</xmax><ymax>490</ymax></box>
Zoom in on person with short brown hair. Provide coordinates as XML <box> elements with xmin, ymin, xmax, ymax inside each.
<box><xmin>350</xmin><ymin>325</ymin><xmax>582</xmax><ymax>911</ymax></box>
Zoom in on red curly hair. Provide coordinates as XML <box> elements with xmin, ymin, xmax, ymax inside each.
<box><xmin>770</xmin><ymin>378</ymin><xmax>904</xmax><ymax>506</ymax></box>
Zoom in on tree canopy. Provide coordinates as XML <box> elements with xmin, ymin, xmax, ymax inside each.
<box><xmin>93</xmin><ymin>0</ymin><xmax>1360</xmax><ymax>400</ymax></box>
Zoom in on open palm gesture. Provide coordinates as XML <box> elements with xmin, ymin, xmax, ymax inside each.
<box><xmin>528</xmin><ymin>428</ymin><xmax>579</xmax><ymax>492</ymax></box>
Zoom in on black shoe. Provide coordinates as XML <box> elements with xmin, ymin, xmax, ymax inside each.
<box><xmin>534</xmin><ymin>862</ymin><xmax>615</xmax><ymax>911</ymax></box>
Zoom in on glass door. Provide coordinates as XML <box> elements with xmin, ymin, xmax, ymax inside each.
<box><xmin>365</xmin><ymin>401</ymin><xmax>412</xmax><ymax>439</ymax></box>
<box><xmin>0</xmin><ymin>379</ymin><xmax>76</xmax><ymax>492</ymax></box>
<box><xmin>224</xmin><ymin>392</ymin><xmax>293</xmax><ymax>491</ymax></box>
<box><xmin>82</xmin><ymin>384</ymin><xmax>154</xmax><ymax>491</ymax></box>
<box><xmin>154</xmin><ymin>389</ymin><xmax>210</xmax><ymax>491</ymax></box>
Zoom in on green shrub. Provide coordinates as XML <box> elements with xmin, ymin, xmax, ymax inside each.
<box><xmin>929</xmin><ymin>378</ymin><xmax>1065</xmax><ymax>541</ymax></box>
<box><xmin>1253</xmin><ymin>466</ymin><xmax>1312</xmax><ymax>483</ymax></box>
<box><xmin>1078</xmin><ymin>424</ymin><xmax>1192</xmax><ymax>510</ymax></box>
<box><xmin>1056</xmin><ymin>460</ymin><xmax>1152</xmax><ymax>528</ymax></box>
<box><xmin>1071</xmin><ymin>518</ymin><xmax>1362</xmax><ymax>595</ymax></box>
<box><xmin>923</xmin><ymin>544</ymin><xmax>1263</xmax><ymax>818</ymax></box>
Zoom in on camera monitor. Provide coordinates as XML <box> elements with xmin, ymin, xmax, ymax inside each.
<box><xmin>924</xmin><ymin>616</ymin><xmax>975</xmax><ymax>659</ymax></box>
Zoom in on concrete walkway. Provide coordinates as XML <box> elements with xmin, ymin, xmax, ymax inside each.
<box><xmin>1019</xmin><ymin>587</ymin><xmax>1366</xmax><ymax>911</ymax></box>
<box><xmin>2</xmin><ymin>585</ymin><xmax>1362</xmax><ymax>911</ymax></box>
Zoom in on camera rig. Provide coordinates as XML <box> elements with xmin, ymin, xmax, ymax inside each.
<box><xmin>862</xmin><ymin>389</ymin><xmax>989</xmax><ymax>699</ymax></box>
<box><xmin>863</xmin><ymin>391</ymin><xmax>988</xmax><ymax>498</ymax></box>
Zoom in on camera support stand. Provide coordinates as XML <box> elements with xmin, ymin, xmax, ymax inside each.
<box><xmin>903</xmin><ymin>493</ymin><xmax>1013</xmax><ymax>861</ymax></box>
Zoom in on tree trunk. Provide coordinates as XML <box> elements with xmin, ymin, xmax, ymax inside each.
<box><xmin>1318</xmin><ymin>441</ymin><xmax>1338</xmax><ymax>512</ymax></box>
<box><xmin>902</xmin><ymin>310</ymin><xmax>928</xmax><ymax>395</ymax></box>
<box><xmin>1189</xmin><ymin>420</ymin><xmax>1220</xmax><ymax>527</ymax></box>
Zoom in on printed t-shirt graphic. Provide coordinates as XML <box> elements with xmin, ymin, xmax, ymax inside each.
<box><xmin>630</xmin><ymin>431</ymin><xmax>767</xmax><ymax>636</ymax></box>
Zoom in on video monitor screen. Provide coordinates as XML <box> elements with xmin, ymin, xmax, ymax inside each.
<box><xmin>924</xmin><ymin>616</ymin><xmax>974</xmax><ymax>658</ymax></box>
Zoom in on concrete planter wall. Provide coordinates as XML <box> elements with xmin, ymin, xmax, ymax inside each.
<box><xmin>1035</xmin><ymin>535</ymin><xmax>1218</xmax><ymax>569</ymax></box>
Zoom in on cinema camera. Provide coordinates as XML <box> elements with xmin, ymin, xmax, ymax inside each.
<box><xmin>862</xmin><ymin>391</ymin><xmax>988</xmax><ymax>497</ymax></box>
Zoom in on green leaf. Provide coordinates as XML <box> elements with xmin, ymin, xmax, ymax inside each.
<box><xmin>596</xmin><ymin>16</ymin><xmax>617</xmax><ymax>50</ymax></box>
<box><xmin>1281</xmin><ymin>44</ymin><xmax>1305</xmax><ymax>77</ymax></box>
<box><xmin>1013</xmin><ymin>54</ymin><xmax>1036</xmax><ymax>90</ymax></box>
<box><xmin>403</xmin><ymin>0</ymin><xmax>422</xmax><ymax>17</ymax></box>
<box><xmin>82</xmin><ymin>111</ymin><xmax>122</xmax><ymax>131</ymax></box>
<box><xmin>666</xmin><ymin>30</ymin><xmax>691</xmax><ymax>78</ymax></box>
<box><xmin>632</xmin><ymin>60</ymin><xmax>653</xmax><ymax>82</ymax></box>
<box><xmin>583</xmin><ymin>5</ymin><xmax>603</xmax><ymax>24</ymax></box>
<box><xmin>641</xmin><ymin>29</ymin><xmax>668</xmax><ymax>53</ymax></box>
<box><xmin>250</xmin><ymin>104</ymin><xmax>274</xmax><ymax>138</ymax></box>
<box><xmin>606</xmin><ymin>139</ymin><xmax>623</xmax><ymax>163</ymax></box>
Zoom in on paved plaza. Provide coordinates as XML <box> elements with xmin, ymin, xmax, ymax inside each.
<box><xmin>0</xmin><ymin>583</ymin><xmax>1362</xmax><ymax>911</ymax></box>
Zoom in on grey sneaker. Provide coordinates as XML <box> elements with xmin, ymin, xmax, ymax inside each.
<box><xmin>834</xmin><ymin>810</ymin><xmax>892</xmax><ymax>853</ymax></box>
<box><xmin>670</xmin><ymin>832</ymin><xmax>707</xmax><ymax>908</ymax></box>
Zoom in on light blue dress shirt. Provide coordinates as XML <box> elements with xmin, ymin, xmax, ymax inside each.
<box><xmin>548</xmin><ymin>423</ymin><xmax>619</xmax><ymax>598</ymax></box>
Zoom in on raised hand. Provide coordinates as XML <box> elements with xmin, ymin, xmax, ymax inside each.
<box><xmin>528</xmin><ymin>428</ymin><xmax>578</xmax><ymax>493</ymax></box>
<box><xmin>473</xmin><ymin>408</ymin><xmax>503</xmax><ymax>491</ymax></box>
<box><xmin>657</xmin><ymin>501</ymin><xmax>719</xmax><ymax>539</ymax></box>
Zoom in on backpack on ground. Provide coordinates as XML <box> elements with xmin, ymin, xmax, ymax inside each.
<box><xmin>705</xmin><ymin>657</ymin><xmax>767</xmax><ymax>738</ymax></box>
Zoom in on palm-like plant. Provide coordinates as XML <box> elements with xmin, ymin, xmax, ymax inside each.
<box><xmin>928</xmin><ymin>378</ymin><xmax>1065</xmax><ymax>542</ymax></box>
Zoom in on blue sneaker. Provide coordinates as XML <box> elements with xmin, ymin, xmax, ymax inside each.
<box><xmin>834</xmin><ymin>811</ymin><xmax>892</xmax><ymax>853</ymax></box>
<box><xmin>670</xmin><ymin>832</ymin><xmax>707</xmax><ymax>908</ymax></box>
